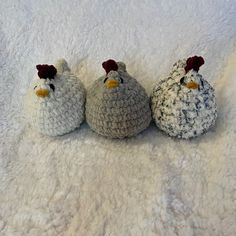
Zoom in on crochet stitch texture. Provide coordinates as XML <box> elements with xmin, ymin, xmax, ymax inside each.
<box><xmin>151</xmin><ymin>57</ymin><xmax>217</xmax><ymax>139</ymax></box>
<box><xmin>86</xmin><ymin>60</ymin><xmax>152</xmax><ymax>138</ymax></box>
<box><xmin>25</xmin><ymin>59</ymin><xmax>86</xmax><ymax>136</ymax></box>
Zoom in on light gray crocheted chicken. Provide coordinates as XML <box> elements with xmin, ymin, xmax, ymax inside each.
<box><xmin>25</xmin><ymin>59</ymin><xmax>86</xmax><ymax>136</ymax></box>
<box><xmin>151</xmin><ymin>56</ymin><xmax>217</xmax><ymax>139</ymax></box>
<box><xmin>86</xmin><ymin>59</ymin><xmax>151</xmax><ymax>138</ymax></box>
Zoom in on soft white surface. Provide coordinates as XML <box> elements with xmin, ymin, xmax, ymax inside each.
<box><xmin>0</xmin><ymin>1</ymin><xmax>236</xmax><ymax>235</ymax></box>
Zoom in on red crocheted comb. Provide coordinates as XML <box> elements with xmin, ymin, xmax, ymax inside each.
<box><xmin>102</xmin><ymin>59</ymin><xmax>118</xmax><ymax>74</ymax></box>
<box><xmin>185</xmin><ymin>56</ymin><xmax>204</xmax><ymax>73</ymax></box>
<box><xmin>36</xmin><ymin>64</ymin><xmax>57</xmax><ymax>79</ymax></box>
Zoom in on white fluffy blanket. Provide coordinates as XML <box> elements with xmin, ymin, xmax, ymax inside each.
<box><xmin>1</xmin><ymin>1</ymin><xmax>236</xmax><ymax>235</ymax></box>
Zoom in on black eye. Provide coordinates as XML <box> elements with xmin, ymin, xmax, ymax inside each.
<box><xmin>34</xmin><ymin>86</ymin><xmax>37</xmax><ymax>90</ymax></box>
<box><xmin>103</xmin><ymin>77</ymin><xmax>108</xmax><ymax>83</ymax></box>
<box><xmin>180</xmin><ymin>77</ymin><xmax>185</xmax><ymax>84</ymax></box>
<box><xmin>49</xmin><ymin>84</ymin><xmax>55</xmax><ymax>91</ymax></box>
<box><xmin>119</xmin><ymin>77</ymin><xmax>124</xmax><ymax>83</ymax></box>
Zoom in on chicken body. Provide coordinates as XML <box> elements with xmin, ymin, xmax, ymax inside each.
<box><xmin>25</xmin><ymin>59</ymin><xmax>85</xmax><ymax>136</ymax></box>
<box><xmin>86</xmin><ymin>60</ymin><xmax>151</xmax><ymax>138</ymax></box>
<box><xmin>151</xmin><ymin>57</ymin><xmax>217</xmax><ymax>139</ymax></box>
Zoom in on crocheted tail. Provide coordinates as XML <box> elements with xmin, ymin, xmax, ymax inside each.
<box><xmin>55</xmin><ymin>59</ymin><xmax>70</xmax><ymax>74</ymax></box>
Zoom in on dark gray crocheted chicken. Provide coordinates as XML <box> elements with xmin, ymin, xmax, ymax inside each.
<box><xmin>151</xmin><ymin>56</ymin><xmax>217</xmax><ymax>139</ymax></box>
<box><xmin>86</xmin><ymin>59</ymin><xmax>151</xmax><ymax>138</ymax></box>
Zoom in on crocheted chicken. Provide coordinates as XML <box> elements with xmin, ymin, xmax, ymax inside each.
<box><xmin>25</xmin><ymin>59</ymin><xmax>86</xmax><ymax>136</ymax></box>
<box><xmin>151</xmin><ymin>56</ymin><xmax>217</xmax><ymax>139</ymax></box>
<box><xmin>86</xmin><ymin>59</ymin><xmax>151</xmax><ymax>138</ymax></box>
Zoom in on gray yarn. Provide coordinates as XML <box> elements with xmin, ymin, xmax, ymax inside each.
<box><xmin>86</xmin><ymin>62</ymin><xmax>151</xmax><ymax>138</ymax></box>
<box><xmin>151</xmin><ymin>59</ymin><xmax>217</xmax><ymax>139</ymax></box>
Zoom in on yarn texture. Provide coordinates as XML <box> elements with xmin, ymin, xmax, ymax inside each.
<box><xmin>151</xmin><ymin>56</ymin><xmax>217</xmax><ymax>139</ymax></box>
<box><xmin>86</xmin><ymin>60</ymin><xmax>151</xmax><ymax>138</ymax></box>
<box><xmin>25</xmin><ymin>59</ymin><xmax>86</xmax><ymax>136</ymax></box>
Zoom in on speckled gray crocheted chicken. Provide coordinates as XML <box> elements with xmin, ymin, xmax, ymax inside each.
<box><xmin>151</xmin><ymin>56</ymin><xmax>217</xmax><ymax>139</ymax></box>
<box><xmin>86</xmin><ymin>59</ymin><xmax>151</xmax><ymax>138</ymax></box>
<box><xmin>25</xmin><ymin>59</ymin><xmax>86</xmax><ymax>136</ymax></box>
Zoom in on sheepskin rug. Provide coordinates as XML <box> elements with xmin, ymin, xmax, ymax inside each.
<box><xmin>0</xmin><ymin>0</ymin><xmax>236</xmax><ymax>235</ymax></box>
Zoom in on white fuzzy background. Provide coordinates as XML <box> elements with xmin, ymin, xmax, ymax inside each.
<box><xmin>1</xmin><ymin>0</ymin><xmax>236</xmax><ymax>235</ymax></box>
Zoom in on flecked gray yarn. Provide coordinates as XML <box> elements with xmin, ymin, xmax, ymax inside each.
<box><xmin>151</xmin><ymin>58</ymin><xmax>217</xmax><ymax>139</ymax></box>
<box><xmin>86</xmin><ymin>61</ymin><xmax>152</xmax><ymax>138</ymax></box>
<box><xmin>25</xmin><ymin>59</ymin><xmax>86</xmax><ymax>136</ymax></box>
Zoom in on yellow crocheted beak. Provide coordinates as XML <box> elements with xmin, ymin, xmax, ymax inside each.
<box><xmin>35</xmin><ymin>88</ymin><xmax>49</xmax><ymax>98</ymax></box>
<box><xmin>105</xmin><ymin>79</ymin><xmax>119</xmax><ymax>89</ymax></box>
<box><xmin>185</xmin><ymin>81</ymin><xmax>199</xmax><ymax>90</ymax></box>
